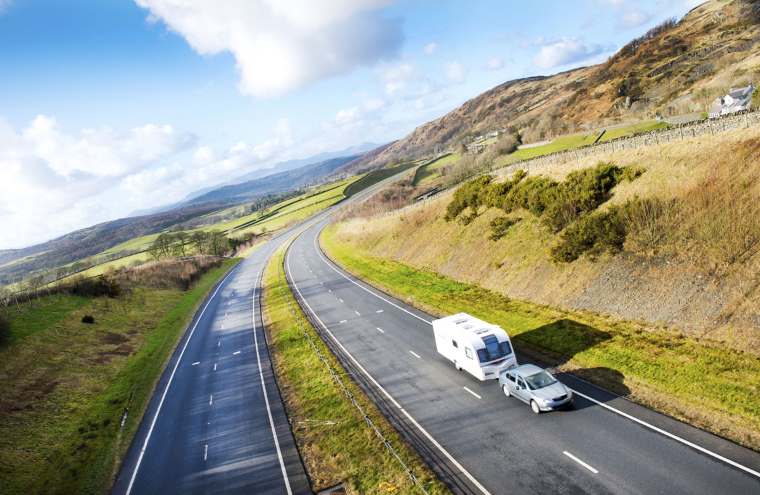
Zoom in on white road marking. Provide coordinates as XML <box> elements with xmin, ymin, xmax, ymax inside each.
<box><xmin>328</xmin><ymin>289</ymin><xmax>332</xmax><ymax>293</ymax></box>
<box><xmin>213</xmin><ymin>363</ymin><xmax>217</xmax><ymax>371</ymax></box>
<box><xmin>233</xmin><ymin>350</ymin><xmax>241</xmax><ymax>355</ymax></box>
<box><xmin>376</xmin><ymin>327</ymin><xmax>385</xmax><ymax>334</ymax></box>
<box><xmin>312</xmin><ymin>228</ymin><xmax>760</xmax><ymax>481</ymax></box>
<box><xmin>252</xmin><ymin>274</ymin><xmax>293</xmax><ymax>495</ymax></box>
<box><xmin>563</xmin><ymin>451</ymin><xmax>598</xmax><ymax>474</ymax></box>
<box><xmin>409</xmin><ymin>350</ymin><xmax>421</xmax><ymax>359</ymax></box>
<box><xmin>203</xmin><ymin>444</ymin><xmax>208</xmax><ymax>462</ymax></box>
<box><xmin>286</xmin><ymin>250</ymin><xmax>492</xmax><ymax>495</ymax></box>
<box><xmin>217</xmin><ymin>340</ymin><xmax>221</xmax><ymax>348</ymax></box>
<box><xmin>354</xmin><ymin>310</ymin><xmax>361</xmax><ymax>316</ymax></box>
<box><xmin>339</xmin><ymin>319</ymin><xmax>347</xmax><ymax>324</ymax></box>
<box><xmin>376</xmin><ymin>309</ymin><xmax>384</xmax><ymax>313</ymax></box>
<box><xmin>209</xmin><ymin>394</ymin><xmax>213</xmax><ymax>406</ymax></box>
<box><xmin>125</xmin><ymin>265</ymin><xmax>239</xmax><ymax>495</ymax></box>
<box><xmin>191</xmin><ymin>361</ymin><xmax>200</xmax><ymax>366</ymax></box>
<box><xmin>338</xmin><ymin>298</ymin><xmax>344</xmax><ymax>303</ymax></box>
<box><xmin>463</xmin><ymin>387</ymin><xmax>482</xmax><ymax>400</ymax></box>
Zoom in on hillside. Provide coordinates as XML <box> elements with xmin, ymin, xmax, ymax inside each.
<box><xmin>359</xmin><ymin>0</ymin><xmax>760</xmax><ymax>168</ymax></box>
<box><xmin>329</xmin><ymin>125</ymin><xmax>760</xmax><ymax>354</ymax></box>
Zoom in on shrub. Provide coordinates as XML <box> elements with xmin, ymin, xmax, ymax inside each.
<box><xmin>551</xmin><ymin>207</ymin><xmax>627</xmax><ymax>262</ymax></box>
<box><xmin>493</xmin><ymin>133</ymin><xmax>520</xmax><ymax>156</ymax></box>
<box><xmin>489</xmin><ymin>217</ymin><xmax>520</xmax><ymax>241</ymax></box>
<box><xmin>444</xmin><ymin>175</ymin><xmax>493</xmax><ymax>222</ymax></box>
<box><xmin>81</xmin><ymin>315</ymin><xmax>95</xmax><ymax>324</ymax></box>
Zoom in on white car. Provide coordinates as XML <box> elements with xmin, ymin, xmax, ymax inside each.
<box><xmin>499</xmin><ymin>364</ymin><xmax>573</xmax><ymax>413</ymax></box>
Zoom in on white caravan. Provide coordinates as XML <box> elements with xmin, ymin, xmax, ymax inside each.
<box><xmin>432</xmin><ymin>313</ymin><xmax>517</xmax><ymax>381</ymax></box>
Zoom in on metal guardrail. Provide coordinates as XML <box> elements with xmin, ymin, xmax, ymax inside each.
<box><xmin>278</xmin><ymin>259</ymin><xmax>430</xmax><ymax>495</ymax></box>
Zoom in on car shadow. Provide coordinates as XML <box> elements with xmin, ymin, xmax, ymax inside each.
<box><xmin>512</xmin><ymin>319</ymin><xmax>631</xmax><ymax>409</ymax></box>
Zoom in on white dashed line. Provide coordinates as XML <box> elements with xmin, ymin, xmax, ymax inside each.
<box><xmin>376</xmin><ymin>309</ymin><xmax>384</xmax><ymax>313</ymax></box>
<box><xmin>563</xmin><ymin>451</ymin><xmax>599</xmax><ymax>474</ymax></box>
<box><xmin>209</xmin><ymin>394</ymin><xmax>213</xmax><ymax>406</ymax></box>
<box><xmin>376</xmin><ymin>327</ymin><xmax>385</xmax><ymax>334</ymax></box>
<box><xmin>203</xmin><ymin>444</ymin><xmax>208</xmax><ymax>461</ymax></box>
<box><xmin>463</xmin><ymin>387</ymin><xmax>482</xmax><ymax>400</ymax></box>
<box><xmin>191</xmin><ymin>361</ymin><xmax>200</xmax><ymax>366</ymax></box>
<box><xmin>409</xmin><ymin>350</ymin><xmax>421</xmax><ymax>359</ymax></box>
<box><xmin>217</xmin><ymin>340</ymin><xmax>221</xmax><ymax>348</ymax></box>
<box><xmin>213</xmin><ymin>363</ymin><xmax>217</xmax><ymax>371</ymax></box>
<box><xmin>354</xmin><ymin>310</ymin><xmax>361</xmax><ymax>316</ymax></box>
<box><xmin>339</xmin><ymin>320</ymin><xmax>347</xmax><ymax>324</ymax></box>
<box><xmin>233</xmin><ymin>350</ymin><xmax>241</xmax><ymax>355</ymax></box>
<box><xmin>338</xmin><ymin>298</ymin><xmax>344</xmax><ymax>303</ymax></box>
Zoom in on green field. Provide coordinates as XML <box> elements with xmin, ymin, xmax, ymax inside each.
<box><xmin>343</xmin><ymin>162</ymin><xmax>418</xmax><ymax>197</ymax></box>
<box><xmin>500</xmin><ymin>120</ymin><xmax>669</xmax><ymax>165</ymax></box>
<box><xmin>412</xmin><ymin>153</ymin><xmax>459</xmax><ymax>186</ymax></box>
<box><xmin>262</xmin><ymin>246</ymin><xmax>446</xmax><ymax>494</ymax></box>
<box><xmin>0</xmin><ymin>259</ymin><xmax>240</xmax><ymax>494</ymax></box>
<box><xmin>321</xmin><ymin>227</ymin><xmax>760</xmax><ymax>450</ymax></box>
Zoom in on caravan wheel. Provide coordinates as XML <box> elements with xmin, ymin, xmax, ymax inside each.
<box><xmin>502</xmin><ymin>385</ymin><xmax>510</xmax><ymax>398</ymax></box>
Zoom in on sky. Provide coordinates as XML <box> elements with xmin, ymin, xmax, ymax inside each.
<box><xmin>0</xmin><ymin>0</ymin><xmax>701</xmax><ymax>250</ymax></box>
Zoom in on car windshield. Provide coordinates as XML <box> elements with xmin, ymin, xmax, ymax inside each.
<box><xmin>477</xmin><ymin>335</ymin><xmax>512</xmax><ymax>363</ymax></box>
<box><xmin>524</xmin><ymin>371</ymin><xmax>557</xmax><ymax>390</ymax></box>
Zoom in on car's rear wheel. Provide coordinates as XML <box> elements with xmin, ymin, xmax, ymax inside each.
<box><xmin>502</xmin><ymin>385</ymin><xmax>510</xmax><ymax>398</ymax></box>
<box><xmin>530</xmin><ymin>400</ymin><xmax>541</xmax><ymax>414</ymax></box>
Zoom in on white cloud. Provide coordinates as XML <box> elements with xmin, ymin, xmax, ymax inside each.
<box><xmin>533</xmin><ymin>38</ymin><xmax>607</xmax><ymax>69</ymax></box>
<box><xmin>445</xmin><ymin>61</ymin><xmax>467</xmax><ymax>84</ymax></box>
<box><xmin>619</xmin><ymin>9</ymin><xmax>652</xmax><ymax>28</ymax></box>
<box><xmin>0</xmin><ymin>115</ymin><xmax>296</xmax><ymax>249</ymax></box>
<box><xmin>135</xmin><ymin>0</ymin><xmax>403</xmax><ymax>97</ymax></box>
<box><xmin>485</xmin><ymin>56</ymin><xmax>505</xmax><ymax>71</ymax></box>
<box><xmin>423</xmin><ymin>42</ymin><xmax>438</xmax><ymax>55</ymax></box>
<box><xmin>381</xmin><ymin>62</ymin><xmax>415</xmax><ymax>95</ymax></box>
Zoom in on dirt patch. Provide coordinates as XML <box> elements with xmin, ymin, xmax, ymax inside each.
<box><xmin>100</xmin><ymin>332</ymin><xmax>129</xmax><ymax>345</ymax></box>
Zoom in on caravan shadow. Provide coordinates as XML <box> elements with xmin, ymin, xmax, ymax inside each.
<box><xmin>511</xmin><ymin>319</ymin><xmax>631</xmax><ymax>408</ymax></box>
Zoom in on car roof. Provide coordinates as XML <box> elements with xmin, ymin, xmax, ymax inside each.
<box><xmin>515</xmin><ymin>364</ymin><xmax>543</xmax><ymax>375</ymax></box>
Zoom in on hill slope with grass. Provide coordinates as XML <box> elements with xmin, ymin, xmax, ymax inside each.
<box><xmin>329</xmin><ymin>126</ymin><xmax>760</xmax><ymax>354</ymax></box>
<box><xmin>358</xmin><ymin>0</ymin><xmax>760</xmax><ymax>169</ymax></box>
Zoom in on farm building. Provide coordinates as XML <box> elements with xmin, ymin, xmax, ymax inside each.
<box><xmin>709</xmin><ymin>83</ymin><xmax>755</xmax><ymax>118</ymax></box>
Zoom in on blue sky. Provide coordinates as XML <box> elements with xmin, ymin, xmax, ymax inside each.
<box><xmin>0</xmin><ymin>0</ymin><xmax>700</xmax><ymax>249</ymax></box>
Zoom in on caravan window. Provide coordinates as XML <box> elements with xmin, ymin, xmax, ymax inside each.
<box><xmin>452</xmin><ymin>340</ymin><xmax>458</xmax><ymax>348</ymax></box>
<box><xmin>477</xmin><ymin>335</ymin><xmax>512</xmax><ymax>363</ymax></box>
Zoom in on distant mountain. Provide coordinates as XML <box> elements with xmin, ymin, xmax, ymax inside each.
<box><xmin>224</xmin><ymin>142</ymin><xmax>380</xmax><ymax>186</ymax></box>
<box><xmin>186</xmin><ymin>153</ymin><xmax>360</xmax><ymax>206</ymax></box>
<box><xmin>132</xmin><ymin>142</ymin><xmax>380</xmax><ymax>217</ymax></box>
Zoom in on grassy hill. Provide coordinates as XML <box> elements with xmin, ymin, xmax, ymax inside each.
<box><xmin>324</xmin><ymin>125</ymin><xmax>760</xmax><ymax>449</ymax></box>
<box><xmin>356</xmin><ymin>0</ymin><xmax>760</xmax><ymax>169</ymax></box>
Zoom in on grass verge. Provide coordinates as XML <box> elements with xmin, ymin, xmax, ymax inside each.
<box><xmin>321</xmin><ymin>226</ymin><xmax>760</xmax><ymax>451</ymax></box>
<box><xmin>262</xmin><ymin>244</ymin><xmax>448</xmax><ymax>494</ymax></box>
<box><xmin>0</xmin><ymin>258</ymin><xmax>240</xmax><ymax>494</ymax></box>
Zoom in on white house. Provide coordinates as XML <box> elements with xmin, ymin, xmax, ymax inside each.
<box><xmin>709</xmin><ymin>83</ymin><xmax>755</xmax><ymax>119</ymax></box>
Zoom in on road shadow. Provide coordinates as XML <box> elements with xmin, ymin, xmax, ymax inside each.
<box><xmin>512</xmin><ymin>319</ymin><xmax>631</xmax><ymax>408</ymax></box>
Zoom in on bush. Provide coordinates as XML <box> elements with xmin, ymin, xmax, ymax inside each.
<box><xmin>551</xmin><ymin>207</ymin><xmax>627</xmax><ymax>262</ymax></box>
<box><xmin>489</xmin><ymin>217</ymin><xmax>520</xmax><ymax>241</ymax></box>
<box><xmin>67</xmin><ymin>276</ymin><xmax>122</xmax><ymax>298</ymax></box>
<box><xmin>622</xmin><ymin>197</ymin><xmax>678</xmax><ymax>254</ymax></box>
<box><xmin>81</xmin><ymin>315</ymin><xmax>95</xmax><ymax>324</ymax></box>
<box><xmin>444</xmin><ymin>175</ymin><xmax>493</xmax><ymax>223</ymax></box>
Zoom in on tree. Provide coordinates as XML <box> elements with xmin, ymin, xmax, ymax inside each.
<box><xmin>208</xmin><ymin>231</ymin><xmax>229</xmax><ymax>256</ymax></box>
<box><xmin>172</xmin><ymin>231</ymin><xmax>189</xmax><ymax>257</ymax></box>
<box><xmin>149</xmin><ymin>233</ymin><xmax>174</xmax><ymax>260</ymax></box>
<box><xmin>191</xmin><ymin>231</ymin><xmax>209</xmax><ymax>255</ymax></box>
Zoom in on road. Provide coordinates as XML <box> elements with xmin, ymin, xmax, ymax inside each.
<box><xmin>112</xmin><ymin>176</ymin><xmax>401</xmax><ymax>495</ymax></box>
<box><xmin>284</xmin><ymin>216</ymin><xmax>760</xmax><ymax>495</ymax></box>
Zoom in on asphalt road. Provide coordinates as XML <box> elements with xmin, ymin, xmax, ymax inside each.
<box><xmin>112</xmin><ymin>175</ymin><xmax>404</xmax><ymax>495</ymax></box>
<box><xmin>284</xmin><ymin>217</ymin><xmax>760</xmax><ymax>495</ymax></box>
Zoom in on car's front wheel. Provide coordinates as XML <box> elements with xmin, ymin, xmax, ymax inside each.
<box><xmin>530</xmin><ymin>400</ymin><xmax>541</xmax><ymax>414</ymax></box>
<box><xmin>502</xmin><ymin>385</ymin><xmax>510</xmax><ymax>398</ymax></box>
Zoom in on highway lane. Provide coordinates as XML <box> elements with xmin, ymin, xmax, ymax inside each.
<box><xmin>285</xmin><ymin>217</ymin><xmax>760</xmax><ymax>495</ymax></box>
<box><xmin>112</xmin><ymin>173</ymin><xmax>411</xmax><ymax>495</ymax></box>
<box><xmin>112</xmin><ymin>235</ymin><xmax>311</xmax><ymax>495</ymax></box>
